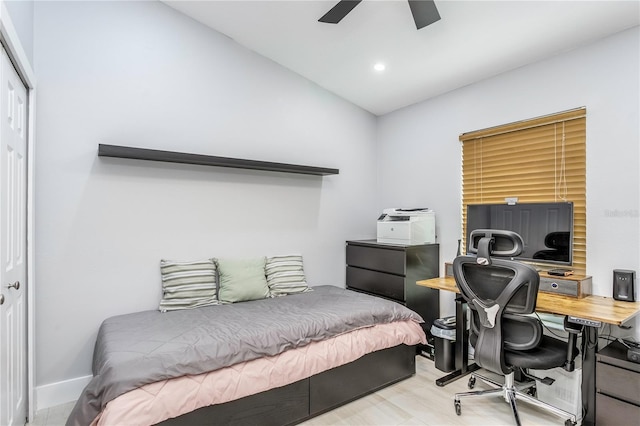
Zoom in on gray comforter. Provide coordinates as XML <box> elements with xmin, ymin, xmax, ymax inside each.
<box><xmin>66</xmin><ymin>285</ymin><xmax>424</xmax><ymax>426</ymax></box>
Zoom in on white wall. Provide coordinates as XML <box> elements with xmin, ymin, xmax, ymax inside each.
<box><xmin>377</xmin><ymin>27</ymin><xmax>640</xmax><ymax>335</ymax></box>
<box><xmin>3</xmin><ymin>0</ymin><xmax>34</xmax><ymax>69</ymax></box>
<box><xmin>33</xmin><ymin>0</ymin><xmax>377</xmax><ymax>403</ymax></box>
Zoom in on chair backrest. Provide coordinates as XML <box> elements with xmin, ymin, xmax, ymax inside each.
<box><xmin>453</xmin><ymin>229</ymin><xmax>541</xmax><ymax>375</ymax></box>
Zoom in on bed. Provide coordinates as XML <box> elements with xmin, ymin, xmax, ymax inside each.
<box><xmin>66</xmin><ymin>285</ymin><xmax>427</xmax><ymax>426</ymax></box>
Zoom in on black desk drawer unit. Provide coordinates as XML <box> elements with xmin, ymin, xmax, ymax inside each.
<box><xmin>596</xmin><ymin>341</ymin><xmax>640</xmax><ymax>425</ymax></box>
<box><xmin>346</xmin><ymin>240</ymin><xmax>440</xmax><ymax>335</ymax></box>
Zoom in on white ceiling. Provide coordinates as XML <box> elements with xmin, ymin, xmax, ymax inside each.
<box><xmin>164</xmin><ymin>1</ymin><xmax>640</xmax><ymax>116</ymax></box>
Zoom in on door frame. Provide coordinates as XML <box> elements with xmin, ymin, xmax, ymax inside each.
<box><xmin>0</xmin><ymin>1</ymin><xmax>36</xmax><ymax>422</ymax></box>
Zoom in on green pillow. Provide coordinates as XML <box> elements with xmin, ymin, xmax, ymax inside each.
<box><xmin>217</xmin><ymin>257</ymin><xmax>270</xmax><ymax>303</ymax></box>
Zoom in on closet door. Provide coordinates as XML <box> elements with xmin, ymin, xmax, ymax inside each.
<box><xmin>0</xmin><ymin>45</ymin><xmax>28</xmax><ymax>426</ymax></box>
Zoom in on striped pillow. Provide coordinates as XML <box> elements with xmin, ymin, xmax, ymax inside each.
<box><xmin>159</xmin><ymin>258</ymin><xmax>220</xmax><ymax>312</ymax></box>
<box><xmin>265</xmin><ymin>255</ymin><xmax>312</xmax><ymax>296</ymax></box>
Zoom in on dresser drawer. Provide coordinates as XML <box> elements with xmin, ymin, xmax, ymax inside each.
<box><xmin>596</xmin><ymin>362</ymin><xmax>640</xmax><ymax>405</ymax></box>
<box><xmin>346</xmin><ymin>266</ymin><xmax>405</xmax><ymax>302</ymax></box>
<box><xmin>346</xmin><ymin>244</ymin><xmax>405</xmax><ymax>275</ymax></box>
<box><xmin>596</xmin><ymin>393</ymin><xmax>640</xmax><ymax>425</ymax></box>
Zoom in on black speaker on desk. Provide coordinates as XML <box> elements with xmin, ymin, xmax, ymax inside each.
<box><xmin>613</xmin><ymin>269</ymin><xmax>636</xmax><ymax>301</ymax></box>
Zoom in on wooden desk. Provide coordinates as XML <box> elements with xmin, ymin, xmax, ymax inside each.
<box><xmin>417</xmin><ymin>276</ymin><xmax>640</xmax><ymax>426</ymax></box>
<box><xmin>419</xmin><ymin>276</ymin><xmax>640</xmax><ymax>325</ymax></box>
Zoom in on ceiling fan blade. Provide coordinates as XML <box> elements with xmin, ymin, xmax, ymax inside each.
<box><xmin>318</xmin><ymin>0</ymin><xmax>363</xmax><ymax>24</ymax></box>
<box><xmin>407</xmin><ymin>0</ymin><xmax>441</xmax><ymax>29</ymax></box>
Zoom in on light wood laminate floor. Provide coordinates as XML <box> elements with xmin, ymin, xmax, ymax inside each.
<box><xmin>29</xmin><ymin>356</ymin><xmax>570</xmax><ymax>426</ymax></box>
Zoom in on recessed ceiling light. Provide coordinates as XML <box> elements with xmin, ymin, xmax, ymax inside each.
<box><xmin>373</xmin><ymin>63</ymin><xmax>386</xmax><ymax>72</ymax></box>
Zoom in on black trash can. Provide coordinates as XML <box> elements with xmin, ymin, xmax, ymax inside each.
<box><xmin>430</xmin><ymin>316</ymin><xmax>456</xmax><ymax>372</ymax></box>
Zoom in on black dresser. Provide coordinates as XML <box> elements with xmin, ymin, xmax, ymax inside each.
<box><xmin>595</xmin><ymin>340</ymin><xmax>640</xmax><ymax>425</ymax></box>
<box><xmin>345</xmin><ymin>240</ymin><xmax>440</xmax><ymax>339</ymax></box>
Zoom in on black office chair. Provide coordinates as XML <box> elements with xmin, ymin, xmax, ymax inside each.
<box><xmin>452</xmin><ymin>229</ymin><xmax>581</xmax><ymax>426</ymax></box>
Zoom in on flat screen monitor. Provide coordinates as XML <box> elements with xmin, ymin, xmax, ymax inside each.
<box><xmin>466</xmin><ymin>202</ymin><xmax>574</xmax><ymax>266</ymax></box>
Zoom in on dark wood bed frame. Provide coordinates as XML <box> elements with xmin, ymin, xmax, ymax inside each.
<box><xmin>158</xmin><ymin>344</ymin><xmax>417</xmax><ymax>426</ymax></box>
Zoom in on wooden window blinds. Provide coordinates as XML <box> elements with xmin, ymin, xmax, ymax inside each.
<box><xmin>459</xmin><ymin>107</ymin><xmax>587</xmax><ymax>274</ymax></box>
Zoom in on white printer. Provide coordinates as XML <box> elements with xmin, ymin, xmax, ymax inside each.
<box><xmin>376</xmin><ymin>208</ymin><xmax>436</xmax><ymax>245</ymax></box>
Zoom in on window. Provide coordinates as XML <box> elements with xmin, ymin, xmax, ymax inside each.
<box><xmin>459</xmin><ymin>108</ymin><xmax>587</xmax><ymax>273</ymax></box>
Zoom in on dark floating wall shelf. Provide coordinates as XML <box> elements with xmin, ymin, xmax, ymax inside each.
<box><xmin>98</xmin><ymin>144</ymin><xmax>339</xmax><ymax>176</ymax></box>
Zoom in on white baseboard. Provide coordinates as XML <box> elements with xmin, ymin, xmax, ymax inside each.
<box><xmin>36</xmin><ymin>375</ymin><xmax>92</xmax><ymax>410</ymax></box>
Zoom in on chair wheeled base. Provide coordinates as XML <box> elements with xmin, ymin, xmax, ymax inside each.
<box><xmin>453</xmin><ymin>370</ymin><xmax>577</xmax><ymax>426</ymax></box>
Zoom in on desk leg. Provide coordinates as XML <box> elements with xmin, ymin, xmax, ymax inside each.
<box><xmin>581</xmin><ymin>326</ymin><xmax>597</xmax><ymax>426</ymax></box>
<box><xmin>435</xmin><ymin>295</ymin><xmax>480</xmax><ymax>387</ymax></box>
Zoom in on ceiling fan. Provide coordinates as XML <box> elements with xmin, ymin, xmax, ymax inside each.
<box><xmin>318</xmin><ymin>0</ymin><xmax>441</xmax><ymax>30</ymax></box>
